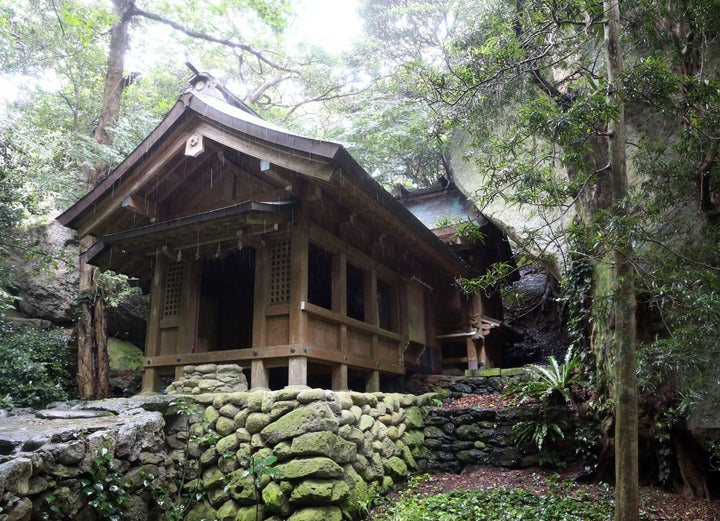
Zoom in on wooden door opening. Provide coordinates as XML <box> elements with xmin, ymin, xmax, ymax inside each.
<box><xmin>198</xmin><ymin>248</ymin><xmax>256</xmax><ymax>351</ymax></box>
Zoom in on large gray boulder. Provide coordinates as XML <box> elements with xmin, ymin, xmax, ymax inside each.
<box><xmin>6</xmin><ymin>215</ymin><xmax>148</xmax><ymax>345</ymax></box>
<box><xmin>7</xmin><ymin>218</ymin><xmax>78</xmax><ymax>324</ymax></box>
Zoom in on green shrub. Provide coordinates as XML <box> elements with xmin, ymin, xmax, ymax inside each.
<box><xmin>0</xmin><ymin>321</ymin><xmax>76</xmax><ymax>409</ymax></box>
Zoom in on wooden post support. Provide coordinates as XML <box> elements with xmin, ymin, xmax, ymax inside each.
<box><xmin>332</xmin><ymin>364</ymin><xmax>348</xmax><ymax>390</ymax></box>
<box><xmin>252</xmin><ymin>244</ymin><xmax>269</xmax><ymax>347</ymax></box>
<box><xmin>366</xmin><ymin>370</ymin><xmax>380</xmax><ymax>393</ymax></box>
<box><xmin>289</xmin><ymin>222</ymin><xmax>309</xmax><ymax>346</ymax></box>
<box><xmin>288</xmin><ymin>356</ymin><xmax>308</xmax><ymax>386</ymax></box>
<box><xmin>466</xmin><ymin>337</ymin><xmax>479</xmax><ymax>370</ymax></box>
<box><xmin>145</xmin><ymin>254</ymin><xmax>167</xmax><ymax>359</ymax></box>
<box><xmin>478</xmin><ymin>336</ymin><xmax>489</xmax><ymax>368</ymax></box>
<box><xmin>141</xmin><ymin>367</ymin><xmax>160</xmax><ymax>393</ymax></box>
<box><xmin>251</xmin><ymin>360</ymin><xmax>269</xmax><ymax>389</ymax></box>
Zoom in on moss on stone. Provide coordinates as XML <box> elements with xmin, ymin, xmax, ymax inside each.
<box><xmin>275</xmin><ymin>457</ymin><xmax>343</xmax><ymax>479</ymax></box>
<box><xmin>260</xmin><ymin>402</ymin><xmax>339</xmax><ymax>445</ymax></box>
<box><xmin>289</xmin><ymin>479</ymin><xmax>349</xmax><ymax>505</ymax></box>
<box><xmin>107</xmin><ymin>338</ymin><xmax>143</xmax><ymax>371</ymax></box>
<box><xmin>287</xmin><ymin>506</ymin><xmax>342</xmax><ymax>521</ymax></box>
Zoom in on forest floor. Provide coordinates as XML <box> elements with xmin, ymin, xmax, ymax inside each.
<box><xmin>369</xmin><ymin>465</ymin><xmax>720</xmax><ymax>520</ymax></box>
<box><xmin>368</xmin><ymin>392</ymin><xmax>720</xmax><ymax>520</ymax></box>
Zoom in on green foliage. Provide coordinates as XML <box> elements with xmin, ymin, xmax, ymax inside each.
<box><xmin>369</xmin><ymin>485</ymin><xmax>615</xmax><ymax>521</ymax></box>
<box><xmin>435</xmin><ymin>216</ymin><xmax>487</xmax><ymax>245</ymax></box>
<box><xmin>505</xmin><ymin>349</ymin><xmax>584</xmax><ymax>464</ymax></box>
<box><xmin>0</xmin><ymin>321</ymin><xmax>75</xmax><ymax>409</ymax></box>
<box><xmin>78</xmin><ymin>269</ymin><xmax>141</xmax><ymax>309</ymax></box>
<box><xmin>457</xmin><ymin>260</ymin><xmax>516</xmax><ymax>297</ymax></box>
<box><xmin>242</xmin><ymin>453</ymin><xmax>284</xmax><ymax>519</ymax></box>
<box><xmin>79</xmin><ymin>441</ymin><xmax>131</xmax><ymax>521</ymax></box>
<box><xmin>242</xmin><ymin>454</ymin><xmax>284</xmax><ymax>488</ymax></box>
<box><xmin>508</xmin><ymin>349</ymin><xmax>583</xmax><ymax>407</ymax></box>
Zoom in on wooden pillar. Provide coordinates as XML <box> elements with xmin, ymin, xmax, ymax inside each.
<box><xmin>478</xmin><ymin>335</ymin><xmax>488</xmax><ymax>367</ymax></box>
<box><xmin>332</xmin><ymin>253</ymin><xmax>348</xmax><ymax>355</ymax></box>
<box><xmin>142</xmin><ymin>254</ymin><xmax>166</xmax><ymax>393</ymax></box>
<box><xmin>289</xmin><ymin>222</ymin><xmax>309</xmax><ymax>346</ymax></box>
<box><xmin>178</xmin><ymin>260</ymin><xmax>200</xmax><ymax>354</ymax></box>
<box><xmin>252</xmin><ymin>244</ymin><xmax>269</xmax><ymax>347</ymax></box>
<box><xmin>366</xmin><ymin>370</ymin><xmax>380</xmax><ymax>393</ymax></box>
<box><xmin>332</xmin><ymin>364</ymin><xmax>348</xmax><ymax>390</ymax></box>
<box><xmin>366</xmin><ymin>268</ymin><xmax>378</xmax><ymax>327</ymax></box>
<box><xmin>251</xmin><ymin>360</ymin><xmax>269</xmax><ymax>389</ymax></box>
<box><xmin>288</xmin><ymin>356</ymin><xmax>308</xmax><ymax>386</ymax></box>
<box><xmin>141</xmin><ymin>369</ymin><xmax>160</xmax><ymax>394</ymax></box>
<box><xmin>466</xmin><ymin>337</ymin><xmax>479</xmax><ymax>370</ymax></box>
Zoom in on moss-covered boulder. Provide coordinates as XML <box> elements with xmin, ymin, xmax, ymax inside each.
<box><xmin>287</xmin><ymin>506</ymin><xmax>342</xmax><ymax>521</ymax></box>
<box><xmin>261</xmin><ymin>481</ymin><xmax>292</xmax><ymax>516</ymax></box>
<box><xmin>341</xmin><ymin>464</ymin><xmax>370</xmax><ymax>520</ymax></box>
<box><xmin>235</xmin><ymin>505</ymin><xmax>265</xmax><ymax>521</ymax></box>
<box><xmin>274</xmin><ymin>431</ymin><xmax>356</xmax><ymax>463</ymax></box>
<box><xmin>216</xmin><ymin>499</ymin><xmax>238</xmax><ymax>521</ymax></box>
<box><xmin>185</xmin><ymin>501</ymin><xmax>217</xmax><ymax>521</ymax></box>
<box><xmin>384</xmin><ymin>456</ymin><xmax>408</xmax><ymax>479</ymax></box>
<box><xmin>289</xmin><ymin>479</ymin><xmax>349</xmax><ymax>505</ymax></box>
<box><xmin>275</xmin><ymin>457</ymin><xmax>343</xmax><ymax>479</ymax></box>
<box><xmin>260</xmin><ymin>402</ymin><xmax>339</xmax><ymax>444</ymax></box>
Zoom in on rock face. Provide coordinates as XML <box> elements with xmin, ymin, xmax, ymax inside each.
<box><xmin>5</xmin><ymin>215</ymin><xmax>148</xmax><ymax>345</ymax></box>
<box><xmin>0</xmin><ymin>396</ymin><xmax>178</xmax><ymax>521</ymax></box>
<box><xmin>7</xmin><ymin>218</ymin><xmax>79</xmax><ymax>324</ymax></box>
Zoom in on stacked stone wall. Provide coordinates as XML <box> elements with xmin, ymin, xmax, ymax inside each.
<box><xmin>0</xmin><ymin>388</ymin><xmax>430</xmax><ymax>521</ymax></box>
<box><xmin>0</xmin><ymin>370</ymin><xmax>579</xmax><ymax>520</ymax></box>
<box><xmin>184</xmin><ymin>387</ymin><xmax>430</xmax><ymax>521</ymax></box>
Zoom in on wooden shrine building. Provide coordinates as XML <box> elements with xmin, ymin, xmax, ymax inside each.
<box><xmin>396</xmin><ymin>182</ymin><xmax>518</xmax><ymax>373</ymax></box>
<box><xmin>58</xmin><ymin>72</ymin><xmax>515</xmax><ymax>393</ymax></box>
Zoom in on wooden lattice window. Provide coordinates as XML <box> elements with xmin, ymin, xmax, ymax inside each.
<box><xmin>163</xmin><ymin>261</ymin><xmax>184</xmax><ymax>318</ymax></box>
<box><xmin>270</xmin><ymin>241</ymin><xmax>291</xmax><ymax>304</ymax></box>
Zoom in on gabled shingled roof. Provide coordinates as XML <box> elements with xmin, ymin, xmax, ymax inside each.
<box><xmin>57</xmin><ymin>73</ymin><xmax>472</xmax><ymax>277</ymax></box>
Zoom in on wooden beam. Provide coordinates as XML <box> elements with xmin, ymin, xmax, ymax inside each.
<box><xmin>301</xmin><ymin>301</ymin><xmax>402</xmax><ymax>340</ymax></box>
<box><xmin>122</xmin><ymin>195</ymin><xmax>157</xmax><ymax>219</ymax></box>
<box><xmin>78</xmin><ymin>132</ymin><xmax>190</xmax><ymax>237</ymax></box>
<box><xmin>196</xmin><ymin>122</ymin><xmax>335</xmax><ymax>181</ymax></box>
<box><xmin>288</xmin><ymin>356</ymin><xmax>308</xmax><ymax>386</ymax></box>
<box><xmin>143</xmin><ymin>342</ymin><xmax>403</xmax><ymax>374</ymax></box>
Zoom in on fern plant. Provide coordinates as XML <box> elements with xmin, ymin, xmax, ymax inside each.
<box><xmin>506</xmin><ymin>349</ymin><xmax>584</xmax><ymax>464</ymax></box>
<box><xmin>508</xmin><ymin>348</ymin><xmax>582</xmax><ymax>407</ymax></box>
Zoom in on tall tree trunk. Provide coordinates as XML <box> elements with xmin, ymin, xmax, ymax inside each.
<box><xmin>604</xmin><ymin>1</ymin><xmax>639</xmax><ymax>520</ymax></box>
<box><xmin>76</xmin><ymin>0</ymin><xmax>133</xmax><ymax>399</ymax></box>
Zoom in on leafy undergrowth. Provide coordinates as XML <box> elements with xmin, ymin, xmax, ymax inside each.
<box><xmin>369</xmin><ymin>485</ymin><xmax>611</xmax><ymax>520</ymax></box>
<box><xmin>366</xmin><ymin>467</ymin><xmax>720</xmax><ymax>521</ymax></box>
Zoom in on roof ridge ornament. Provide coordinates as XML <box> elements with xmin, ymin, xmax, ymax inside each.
<box><xmin>185</xmin><ymin>61</ymin><xmax>261</xmax><ymax>118</ymax></box>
